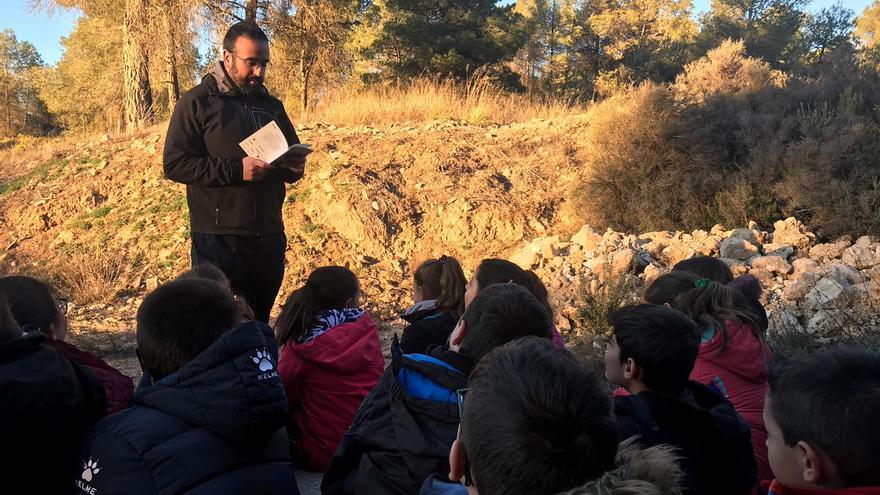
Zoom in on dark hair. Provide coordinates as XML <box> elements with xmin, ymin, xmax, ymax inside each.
<box><xmin>275</xmin><ymin>266</ymin><xmax>359</xmax><ymax>347</ymax></box>
<box><xmin>769</xmin><ymin>349</ymin><xmax>880</xmax><ymax>486</ymax></box>
<box><xmin>0</xmin><ymin>275</ymin><xmax>61</xmax><ymax>334</ymax></box>
<box><xmin>474</xmin><ymin>259</ymin><xmax>554</xmax><ymax>317</ymax></box>
<box><xmin>645</xmin><ymin>271</ymin><xmax>763</xmax><ymax>348</ymax></box>
<box><xmin>413</xmin><ymin>256</ymin><xmax>466</xmax><ymax>315</ymax></box>
<box><xmin>730</xmin><ymin>273</ymin><xmax>762</xmax><ymax>302</ymax></box>
<box><xmin>177</xmin><ymin>264</ymin><xmax>255</xmax><ymax>320</ymax></box>
<box><xmin>136</xmin><ymin>278</ymin><xmax>242</xmax><ymax>380</ymax></box>
<box><xmin>0</xmin><ymin>292</ymin><xmax>22</xmax><ymax>342</ymax></box>
<box><xmin>673</xmin><ymin>256</ymin><xmax>733</xmax><ymax>284</ymax></box>
<box><xmin>223</xmin><ymin>21</ymin><xmax>268</xmax><ymax>52</ymax></box>
<box><xmin>462</xmin><ymin>337</ymin><xmax>618</xmax><ymax>495</ymax></box>
<box><xmin>611</xmin><ymin>304</ymin><xmax>700</xmax><ymax>395</ymax></box>
<box><xmin>458</xmin><ymin>283</ymin><xmax>551</xmax><ymax>364</ymax></box>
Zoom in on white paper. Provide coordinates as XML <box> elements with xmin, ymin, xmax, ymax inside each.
<box><xmin>239</xmin><ymin>121</ymin><xmax>290</xmax><ymax>164</ymax></box>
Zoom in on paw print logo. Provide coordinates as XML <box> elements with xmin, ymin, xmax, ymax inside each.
<box><xmin>81</xmin><ymin>458</ymin><xmax>101</xmax><ymax>482</ymax></box>
<box><xmin>252</xmin><ymin>349</ymin><xmax>274</xmax><ymax>372</ymax></box>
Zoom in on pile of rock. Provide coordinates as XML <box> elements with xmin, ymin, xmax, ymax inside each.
<box><xmin>509</xmin><ymin>217</ymin><xmax>880</xmax><ymax>336</ymax></box>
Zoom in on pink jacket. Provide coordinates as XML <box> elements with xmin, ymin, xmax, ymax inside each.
<box><xmin>690</xmin><ymin>320</ymin><xmax>774</xmax><ymax>484</ymax></box>
<box><xmin>278</xmin><ymin>313</ymin><xmax>384</xmax><ymax>472</ymax></box>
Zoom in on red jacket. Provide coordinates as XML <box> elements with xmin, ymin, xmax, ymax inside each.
<box><xmin>48</xmin><ymin>339</ymin><xmax>134</xmax><ymax>414</ymax></box>
<box><xmin>765</xmin><ymin>480</ymin><xmax>880</xmax><ymax>495</ymax></box>
<box><xmin>278</xmin><ymin>313</ymin><xmax>384</xmax><ymax>471</ymax></box>
<box><xmin>690</xmin><ymin>320</ymin><xmax>774</xmax><ymax>483</ymax></box>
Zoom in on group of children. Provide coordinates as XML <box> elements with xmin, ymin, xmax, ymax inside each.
<box><xmin>0</xmin><ymin>254</ymin><xmax>878</xmax><ymax>495</ymax></box>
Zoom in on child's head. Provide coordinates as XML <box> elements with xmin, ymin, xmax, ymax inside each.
<box><xmin>136</xmin><ymin>278</ymin><xmax>243</xmax><ymax>381</ymax></box>
<box><xmin>274</xmin><ymin>266</ymin><xmax>360</xmax><ymax>347</ymax></box>
<box><xmin>673</xmin><ymin>256</ymin><xmax>733</xmax><ymax>284</ymax></box>
<box><xmin>0</xmin><ymin>275</ymin><xmax>67</xmax><ymax>340</ymax></box>
<box><xmin>412</xmin><ymin>255</ymin><xmax>466</xmax><ymax>314</ymax></box>
<box><xmin>450</xmin><ymin>337</ymin><xmax>618</xmax><ymax>495</ymax></box>
<box><xmin>605</xmin><ymin>304</ymin><xmax>699</xmax><ymax>395</ymax></box>
<box><xmin>466</xmin><ymin>259</ymin><xmax>553</xmax><ymax>317</ymax></box>
<box><xmin>177</xmin><ymin>264</ymin><xmax>255</xmax><ymax>320</ymax></box>
<box><xmin>0</xmin><ymin>292</ymin><xmax>23</xmax><ymax>342</ymax></box>
<box><xmin>765</xmin><ymin>349</ymin><xmax>880</xmax><ymax>488</ymax></box>
<box><xmin>450</xmin><ymin>283</ymin><xmax>551</xmax><ymax>365</ymax></box>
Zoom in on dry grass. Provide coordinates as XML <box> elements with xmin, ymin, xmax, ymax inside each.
<box><xmin>55</xmin><ymin>249</ymin><xmax>142</xmax><ymax>305</ymax></box>
<box><xmin>302</xmin><ymin>76</ymin><xmax>581</xmax><ymax>126</ymax></box>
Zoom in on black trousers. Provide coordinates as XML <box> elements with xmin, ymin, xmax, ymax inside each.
<box><xmin>191</xmin><ymin>232</ymin><xmax>286</xmax><ymax>323</ymax></box>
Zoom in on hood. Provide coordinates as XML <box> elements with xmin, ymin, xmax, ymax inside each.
<box><xmin>285</xmin><ymin>313</ymin><xmax>381</xmax><ymax>374</ymax></box>
<box><xmin>203</xmin><ymin>60</ymin><xmax>269</xmax><ymax>97</ymax></box>
<box><xmin>698</xmin><ymin>320</ymin><xmax>772</xmax><ymax>382</ymax></box>
<box><xmin>401</xmin><ymin>300</ymin><xmax>439</xmax><ymax>323</ymax></box>
<box><xmin>558</xmin><ymin>438</ymin><xmax>683</xmax><ymax>495</ymax></box>
<box><xmin>134</xmin><ymin>321</ymin><xmax>288</xmax><ymax>441</ymax></box>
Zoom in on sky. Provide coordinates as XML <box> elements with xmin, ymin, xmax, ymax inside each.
<box><xmin>1</xmin><ymin>0</ymin><xmax>876</xmax><ymax>66</ymax></box>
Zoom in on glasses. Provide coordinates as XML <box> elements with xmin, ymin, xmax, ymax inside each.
<box><xmin>57</xmin><ymin>297</ymin><xmax>69</xmax><ymax>315</ymax></box>
<box><xmin>456</xmin><ymin>388</ymin><xmax>472</xmax><ymax>487</ymax></box>
<box><xmin>231</xmin><ymin>50</ymin><xmax>270</xmax><ymax>70</ymax></box>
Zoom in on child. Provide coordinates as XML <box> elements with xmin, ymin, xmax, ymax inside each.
<box><xmin>673</xmin><ymin>256</ymin><xmax>768</xmax><ymax>330</ymax></box>
<box><xmin>0</xmin><ymin>275</ymin><xmax>134</xmax><ymax>414</ymax></box>
<box><xmin>76</xmin><ymin>278</ymin><xmax>299</xmax><ymax>495</ymax></box>
<box><xmin>322</xmin><ymin>284</ymin><xmax>552</xmax><ymax>495</ymax></box>
<box><xmin>0</xmin><ymin>292</ymin><xmax>105</xmax><ymax>494</ymax></box>
<box><xmin>606</xmin><ymin>304</ymin><xmax>756</xmax><ymax>494</ymax></box>
<box><xmin>275</xmin><ymin>266</ymin><xmax>384</xmax><ymax>472</ymax></box>
<box><xmin>400</xmin><ymin>255</ymin><xmax>467</xmax><ymax>354</ymax></box>
<box><xmin>764</xmin><ymin>349</ymin><xmax>880</xmax><ymax>494</ymax></box>
<box><xmin>646</xmin><ymin>272</ymin><xmax>773</xmax><ymax>483</ymax></box>
<box><xmin>464</xmin><ymin>258</ymin><xmax>565</xmax><ymax>346</ymax></box>
<box><xmin>423</xmin><ymin>336</ymin><xmax>683</xmax><ymax>495</ymax></box>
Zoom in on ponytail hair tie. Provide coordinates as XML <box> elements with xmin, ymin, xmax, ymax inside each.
<box><xmin>694</xmin><ymin>278</ymin><xmax>711</xmax><ymax>289</ymax></box>
<box><xmin>438</xmin><ymin>255</ymin><xmax>447</xmax><ymax>266</ymax></box>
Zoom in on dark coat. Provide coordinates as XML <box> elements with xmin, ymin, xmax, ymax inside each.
<box><xmin>0</xmin><ymin>330</ymin><xmax>106</xmax><ymax>495</ymax></box>
<box><xmin>614</xmin><ymin>381</ymin><xmax>757</xmax><ymax>495</ymax></box>
<box><xmin>163</xmin><ymin>62</ymin><xmax>301</xmax><ymax>235</ymax></box>
<box><xmin>49</xmin><ymin>339</ymin><xmax>134</xmax><ymax>414</ymax></box>
<box><xmin>321</xmin><ymin>338</ymin><xmax>473</xmax><ymax>495</ymax></box>
<box><xmin>399</xmin><ymin>309</ymin><xmax>459</xmax><ymax>355</ymax></box>
<box><xmin>75</xmin><ymin>321</ymin><xmax>300</xmax><ymax>495</ymax></box>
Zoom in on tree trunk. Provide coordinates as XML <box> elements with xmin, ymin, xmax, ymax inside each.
<box><xmin>123</xmin><ymin>0</ymin><xmax>154</xmax><ymax>131</ymax></box>
<box><xmin>245</xmin><ymin>0</ymin><xmax>259</xmax><ymax>22</ymax></box>
<box><xmin>299</xmin><ymin>47</ymin><xmax>310</xmax><ymax>113</ymax></box>
<box><xmin>162</xmin><ymin>3</ymin><xmax>180</xmax><ymax>110</ymax></box>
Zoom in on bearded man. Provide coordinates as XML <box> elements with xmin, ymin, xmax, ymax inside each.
<box><xmin>163</xmin><ymin>22</ymin><xmax>305</xmax><ymax>322</ymax></box>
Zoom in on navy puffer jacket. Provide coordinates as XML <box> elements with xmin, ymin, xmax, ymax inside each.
<box><xmin>75</xmin><ymin>321</ymin><xmax>299</xmax><ymax>495</ymax></box>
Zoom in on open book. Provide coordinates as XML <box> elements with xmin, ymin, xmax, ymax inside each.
<box><xmin>239</xmin><ymin>121</ymin><xmax>312</xmax><ymax>164</ymax></box>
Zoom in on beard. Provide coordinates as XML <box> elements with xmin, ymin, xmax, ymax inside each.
<box><xmin>229</xmin><ymin>61</ymin><xmax>264</xmax><ymax>96</ymax></box>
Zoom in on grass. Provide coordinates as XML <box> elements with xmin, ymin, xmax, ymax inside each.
<box><xmin>55</xmin><ymin>248</ymin><xmax>142</xmax><ymax>305</ymax></box>
<box><xmin>302</xmin><ymin>76</ymin><xmax>581</xmax><ymax>126</ymax></box>
<box><xmin>0</xmin><ymin>158</ymin><xmax>70</xmax><ymax>195</ymax></box>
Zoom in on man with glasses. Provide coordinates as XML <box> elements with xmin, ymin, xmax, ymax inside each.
<box><xmin>164</xmin><ymin>21</ymin><xmax>305</xmax><ymax>323</ymax></box>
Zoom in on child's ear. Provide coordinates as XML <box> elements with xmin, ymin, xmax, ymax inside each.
<box><xmin>623</xmin><ymin>357</ymin><xmax>640</xmax><ymax>381</ymax></box>
<box><xmin>798</xmin><ymin>441</ymin><xmax>838</xmax><ymax>486</ymax></box>
<box><xmin>449</xmin><ymin>438</ymin><xmax>468</xmax><ymax>484</ymax></box>
<box><xmin>449</xmin><ymin>319</ymin><xmax>467</xmax><ymax>351</ymax></box>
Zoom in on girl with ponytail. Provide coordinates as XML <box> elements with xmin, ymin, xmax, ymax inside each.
<box><xmin>646</xmin><ymin>270</ymin><xmax>774</xmax><ymax>484</ymax></box>
<box><xmin>400</xmin><ymin>255</ymin><xmax>467</xmax><ymax>354</ymax></box>
<box><xmin>275</xmin><ymin>266</ymin><xmax>384</xmax><ymax>471</ymax></box>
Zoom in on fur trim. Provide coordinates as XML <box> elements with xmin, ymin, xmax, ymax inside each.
<box><xmin>731</xmin><ymin>273</ymin><xmax>762</xmax><ymax>301</ymax></box>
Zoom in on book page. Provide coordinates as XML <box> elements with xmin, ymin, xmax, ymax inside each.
<box><xmin>239</xmin><ymin>121</ymin><xmax>289</xmax><ymax>163</ymax></box>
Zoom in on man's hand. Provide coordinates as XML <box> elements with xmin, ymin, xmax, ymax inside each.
<box><xmin>275</xmin><ymin>155</ymin><xmax>307</xmax><ymax>175</ymax></box>
<box><xmin>243</xmin><ymin>157</ymin><xmax>272</xmax><ymax>182</ymax></box>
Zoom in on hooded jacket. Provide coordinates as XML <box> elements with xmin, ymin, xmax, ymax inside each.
<box><xmin>0</xmin><ymin>330</ymin><xmax>106</xmax><ymax>495</ymax></box>
<box><xmin>75</xmin><ymin>321</ymin><xmax>299</xmax><ymax>495</ymax></box>
<box><xmin>690</xmin><ymin>320</ymin><xmax>773</xmax><ymax>483</ymax></box>
<box><xmin>163</xmin><ymin>62</ymin><xmax>301</xmax><ymax>235</ymax></box>
<box><xmin>278</xmin><ymin>312</ymin><xmax>384</xmax><ymax>472</ymax></box>
<box><xmin>615</xmin><ymin>381</ymin><xmax>757</xmax><ymax>495</ymax></box>
<box><xmin>321</xmin><ymin>338</ymin><xmax>473</xmax><ymax>495</ymax></box>
<box><xmin>399</xmin><ymin>305</ymin><xmax>460</xmax><ymax>355</ymax></box>
<box><xmin>49</xmin><ymin>339</ymin><xmax>134</xmax><ymax>414</ymax></box>
<box><xmin>419</xmin><ymin>439</ymin><xmax>684</xmax><ymax>495</ymax></box>
<box><xmin>764</xmin><ymin>480</ymin><xmax>880</xmax><ymax>495</ymax></box>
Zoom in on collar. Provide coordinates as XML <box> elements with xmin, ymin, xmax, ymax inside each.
<box><xmin>205</xmin><ymin>60</ymin><xmax>268</xmax><ymax>97</ymax></box>
<box><xmin>765</xmin><ymin>480</ymin><xmax>880</xmax><ymax>495</ymax></box>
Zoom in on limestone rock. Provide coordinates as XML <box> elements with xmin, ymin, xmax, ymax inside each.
<box><xmin>720</xmin><ymin>237</ymin><xmax>759</xmax><ymax>261</ymax></box>
<box><xmin>571</xmin><ymin>226</ymin><xmax>602</xmax><ymax>253</ymax></box>
<box><xmin>762</xmin><ymin>243</ymin><xmax>794</xmax><ymax>260</ymax></box>
<box><xmin>791</xmin><ymin>258</ymin><xmax>821</xmax><ymax>277</ymax></box>
<box><xmin>749</xmin><ymin>255</ymin><xmax>792</xmax><ymax>276</ymax></box>
<box><xmin>808</xmin><ymin>241</ymin><xmax>850</xmax><ymax>261</ymax></box>
<box><xmin>783</xmin><ymin>272</ymin><xmax>821</xmax><ymax>302</ymax></box>
<box><xmin>841</xmin><ymin>244</ymin><xmax>877</xmax><ymax>270</ymax></box>
<box><xmin>772</xmin><ymin>217</ymin><xmax>814</xmax><ymax>250</ymax></box>
<box><xmin>728</xmin><ymin>228</ymin><xmax>760</xmax><ymax>246</ymax></box>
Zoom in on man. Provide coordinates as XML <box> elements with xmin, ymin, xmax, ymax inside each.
<box><xmin>164</xmin><ymin>21</ymin><xmax>305</xmax><ymax>322</ymax></box>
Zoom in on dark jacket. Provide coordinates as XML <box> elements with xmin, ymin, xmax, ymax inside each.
<box><xmin>399</xmin><ymin>308</ymin><xmax>459</xmax><ymax>355</ymax></box>
<box><xmin>321</xmin><ymin>338</ymin><xmax>473</xmax><ymax>495</ymax></box>
<box><xmin>49</xmin><ymin>339</ymin><xmax>134</xmax><ymax>414</ymax></box>
<box><xmin>75</xmin><ymin>321</ymin><xmax>300</xmax><ymax>495</ymax></box>
<box><xmin>0</xmin><ymin>330</ymin><xmax>106</xmax><ymax>495</ymax></box>
<box><xmin>614</xmin><ymin>381</ymin><xmax>756</xmax><ymax>495</ymax></box>
<box><xmin>163</xmin><ymin>62</ymin><xmax>301</xmax><ymax>235</ymax></box>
